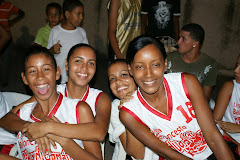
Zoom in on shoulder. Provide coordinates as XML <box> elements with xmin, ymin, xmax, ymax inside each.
<box><xmin>201</xmin><ymin>53</ymin><xmax>217</xmax><ymax>65</ymax></box>
<box><xmin>76</xmin><ymin>27</ymin><xmax>86</xmax><ymax>32</ymax></box>
<box><xmin>221</xmin><ymin>80</ymin><xmax>234</xmax><ymax>93</ymax></box>
<box><xmin>76</xmin><ymin>101</ymin><xmax>92</xmax><ymax>113</ymax></box>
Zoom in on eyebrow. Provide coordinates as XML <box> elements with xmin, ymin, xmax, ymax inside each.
<box><xmin>26</xmin><ymin>64</ymin><xmax>52</xmax><ymax>69</ymax></box>
<box><xmin>73</xmin><ymin>56</ymin><xmax>96</xmax><ymax>62</ymax></box>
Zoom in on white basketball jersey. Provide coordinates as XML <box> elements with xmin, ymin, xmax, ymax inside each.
<box><xmin>57</xmin><ymin>84</ymin><xmax>102</xmax><ymax>116</ymax></box>
<box><xmin>16</xmin><ymin>93</ymin><xmax>83</xmax><ymax>160</ymax></box>
<box><xmin>222</xmin><ymin>80</ymin><xmax>240</xmax><ymax>142</ymax></box>
<box><xmin>122</xmin><ymin>73</ymin><xmax>212</xmax><ymax>160</ymax></box>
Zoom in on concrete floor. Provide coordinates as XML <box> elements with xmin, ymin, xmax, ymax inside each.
<box><xmin>0</xmin><ymin>43</ymin><xmax>234</xmax><ymax>160</ymax></box>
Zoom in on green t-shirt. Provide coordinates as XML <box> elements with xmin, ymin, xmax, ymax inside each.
<box><xmin>34</xmin><ymin>23</ymin><xmax>51</xmax><ymax>48</ymax></box>
<box><xmin>167</xmin><ymin>51</ymin><xmax>218</xmax><ymax>86</ymax></box>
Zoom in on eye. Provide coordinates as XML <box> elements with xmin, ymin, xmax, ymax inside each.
<box><xmin>121</xmin><ymin>73</ymin><xmax>129</xmax><ymax>77</ymax></box>
<box><xmin>88</xmin><ymin>62</ymin><xmax>95</xmax><ymax>66</ymax></box>
<box><xmin>28</xmin><ymin>70</ymin><xmax>36</xmax><ymax>74</ymax></box>
<box><xmin>109</xmin><ymin>77</ymin><xmax>115</xmax><ymax>83</ymax></box>
<box><xmin>44</xmin><ymin>68</ymin><xmax>50</xmax><ymax>71</ymax></box>
<box><xmin>136</xmin><ymin>65</ymin><xmax>144</xmax><ymax>69</ymax></box>
<box><xmin>75</xmin><ymin>59</ymin><xmax>81</xmax><ymax>63</ymax></box>
<box><xmin>153</xmin><ymin>63</ymin><xmax>160</xmax><ymax>68</ymax></box>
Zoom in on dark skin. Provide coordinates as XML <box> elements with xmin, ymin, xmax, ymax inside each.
<box><xmin>120</xmin><ymin>44</ymin><xmax>234</xmax><ymax>159</ymax></box>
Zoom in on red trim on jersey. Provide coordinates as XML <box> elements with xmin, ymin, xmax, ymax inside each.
<box><xmin>81</xmin><ymin>86</ymin><xmax>89</xmax><ymax>101</ymax></box>
<box><xmin>0</xmin><ymin>144</ymin><xmax>14</xmax><ymax>155</ymax></box>
<box><xmin>48</xmin><ymin>93</ymin><xmax>63</xmax><ymax>118</ymax></box>
<box><xmin>94</xmin><ymin>92</ymin><xmax>103</xmax><ymax>113</ymax></box>
<box><xmin>136</xmin><ymin>78</ymin><xmax>173</xmax><ymax>121</ymax></box>
<box><xmin>64</xmin><ymin>84</ymin><xmax>68</xmax><ymax>97</ymax></box>
<box><xmin>181</xmin><ymin>73</ymin><xmax>190</xmax><ymax>100</ymax></box>
<box><xmin>121</xmin><ymin>106</ymin><xmax>147</xmax><ymax>126</ymax></box>
<box><xmin>76</xmin><ymin>101</ymin><xmax>81</xmax><ymax>124</ymax></box>
<box><xmin>16</xmin><ymin>109</ymin><xmax>20</xmax><ymax>118</ymax></box>
<box><xmin>30</xmin><ymin>113</ymin><xmax>41</xmax><ymax>122</ymax></box>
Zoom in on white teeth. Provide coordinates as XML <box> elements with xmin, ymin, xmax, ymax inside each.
<box><xmin>77</xmin><ymin>73</ymin><xmax>87</xmax><ymax>77</ymax></box>
<box><xmin>36</xmin><ymin>84</ymin><xmax>48</xmax><ymax>88</ymax></box>
<box><xmin>117</xmin><ymin>86</ymin><xmax>128</xmax><ymax>91</ymax></box>
<box><xmin>144</xmin><ymin>80</ymin><xmax>156</xmax><ymax>85</ymax></box>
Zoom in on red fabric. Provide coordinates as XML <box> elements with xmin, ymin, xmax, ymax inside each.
<box><xmin>0</xmin><ymin>1</ymin><xmax>19</xmax><ymax>30</ymax></box>
<box><xmin>0</xmin><ymin>144</ymin><xmax>14</xmax><ymax>155</ymax></box>
<box><xmin>223</xmin><ymin>136</ymin><xmax>240</xmax><ymax>156</ymax></box>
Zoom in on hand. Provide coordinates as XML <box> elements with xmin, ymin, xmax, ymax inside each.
<box><xmin>35</xmin><ymin>136</ymin><xmax>56</xmax><ymax>155</ymax></box>
<box><xmin>22</xmin><ymin>122</ymin><xmax>48</xmax><ymax>140</ymax></box>
<box><xmin>119</xmin><ymin>90</ymin><xmax>135</xmax><ymax>109</ymax></box>
<box><xmin>216</xmin><ymin>120</ymin><xmax>240</xmax><ymax>133</ymax></box>
<box><xmin>53</xmin><ymin>40</ymin><xmax>62</xmax><ymax>54</ymax></box>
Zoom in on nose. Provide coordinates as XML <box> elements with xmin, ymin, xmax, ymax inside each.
<box><xmin>80</xmin><ymin>62</ymin><xmax>87</xmax><ymax>70</ymax></box>
<box><xmin>234</xmin><ymin>65</ymin><xmax>240</xmax><ymax>73</ymax></box>
<box><xmin>145</xmin><ymin>66</ymin><xmax>153</xmax><ymax>78</ymax></box>
<box><xmin>36</xmin><ymin>71</ymin><xmax>44</xmax><ymax>80</ymax></box>
<box><xmin>177</xmin><ymin>38</ymin><xmax>181</xmax><ymax>45</ymax></box>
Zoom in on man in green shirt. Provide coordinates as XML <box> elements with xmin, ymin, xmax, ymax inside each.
<box><xmin>167</xmin><ymin>23</ymin><xmax>218</xmax><ymax>103</ymax></box>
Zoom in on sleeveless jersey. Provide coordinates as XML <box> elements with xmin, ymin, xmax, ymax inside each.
<box><xmin>222</xmin><ymin>80</ymin><xmax>240</xmax><ymax>142</ymax></box>
<box><xmin>121</xmin><ymin>73</ymin><xmax>212</xmax><ymax>160</ymax></box>
<box><xmin>16</xmin><ymin>93</ymin><xmax>84</xmax><ymax>160</ymax></box>
<box><xmin>57</xmin><ymin>84</ymin><xmax>103</xmax><ymax>116</ymax></box>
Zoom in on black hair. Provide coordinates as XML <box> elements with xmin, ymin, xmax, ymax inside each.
<box><xmin>67</xmin><ymin>43</ymin><xmax>96</xmax><ymax>62</ymax></box>
<box><xmin>23</xmin><ymin>46</ymin><xmax>57</xmax><ymax>74</ymax></box>
<box><xmin>62</xmin><ymin>0</ymin><xmax>83</xmax><ymax>19</ymax></box>
<box><xmin>46</xmin><ymin>2</ymin><xmax>62</xmax><ymax>15</ymax></box>
<box><xmin>108</xmin><ymin>59</ymin><xmax>127</xmax><ymax>71</ymax></box>
<box><xmin>181</xmin><ymin>23</ymin><xmax>205</xmax><ymax>46</ymax></box>
<box><xmin>126</xmin><ymin>35</ymin><xmax>167</xmax><ymax>65</ymax></box>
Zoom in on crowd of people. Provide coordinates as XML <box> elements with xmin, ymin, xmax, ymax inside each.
<box><xmin>0</xmin><ymin>0</ymin><xmax>239</xmax><ymax>160</ymax></box>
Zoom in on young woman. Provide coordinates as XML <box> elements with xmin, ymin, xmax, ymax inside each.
<box><xmin>119</xmin><ymin>35</ymin><xmax>235</xmax><ymax>159</ymax></box>
<box><xmin>16</xmin><ymin>46</ymin><xmax>102</xmax><ymax>159</ymax></box>
<box><xmin>213</xmin><ymin>55</ymin><xmax>240</xmax><ymax>154</ymax></box>
<box><xmin>0</xmin><ymin>44</ymin><xmax>111</xmax><ymax>156</ymax></box>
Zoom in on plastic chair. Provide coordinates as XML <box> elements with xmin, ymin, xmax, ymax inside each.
<box><xmin>1</xmin><ymin>92</ymin><xmax>30</xmax><ymax>158</ymax></box>
<box><xmin>2</xmin><ymin>92</ymin><xmax>31</xmax><ymax>109</ymax></box>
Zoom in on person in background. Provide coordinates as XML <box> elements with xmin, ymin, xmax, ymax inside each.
<box><xmin>0</xmin><ymin>24</ymin><xmax>10</xmax><ymax>52</ymax></box>
<box><xmin>0</xmin><ymin>0</ymin><xmax>24</xmax><ymax>87</ymax></box>
<box><xmin>213</xmin><ymin>55</ymin><xmax>240</xmax><ymax>155</ymax></box>
<box><xmin>47</xmin><ymin>0</ymin><xmax>88</xmax><ymax>84</ymax></box>
<box><xmin>141</xmin><ymin>0</ymin><xmax>180</xmax><ymax>47</ymax></box>
<box><xmin>108</xmin><ymin>0</ymin><xmax>141</xmax><ymax>61</ymax></box>
<box><xmin>34</xmin><ymin>2</ymin><xmax>62</xmax><ymax>48</ymax></box>
<box><xmin>167</xmin><ymin>23</ymin><xmax>218</xmax><ymax>107</ymax></box>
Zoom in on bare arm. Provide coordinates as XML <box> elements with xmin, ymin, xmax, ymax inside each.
<box><xmin>141</xmin><ymin>14</ymin><xmax>147</xmax><ymax>35</ymax></box>
<box><xmin>0</xmin><ymin>96</ymin><xmax>35</xmax><ymax>133</ymax></box>
<box><xmin>0</xmin><ymin>154</ymin><xmax>19</xmax><ymax>160</ymax></box>
<box><xmin>184</xmin><ymin>73</ymin><xmax>234</xmax><ymax>160</ymax></box>
<box><xmin>213</xmin><ymin>81</ymin><xmax>233</xmax><ymax>121</ymax></box>
<box><xmin>8</xmin><ymin>9</ymin><xmax>25</xmax><ymax>28</ymax></box>
<box><xmin>119</xmin><ymin>110</ymin><xmax>191</xmax><ymax>160</ymax></box>
<box><xmin>23</xmin><ymin>93</ymin><xmax>111</xmax><ymax>142</ymax></box>
<box><xmin>108</xmin><ymin>0</ymin><xmax>124</xmax><ymax>59</ymax></box>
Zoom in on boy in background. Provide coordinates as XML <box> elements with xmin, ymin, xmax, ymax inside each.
<box><xmin>34</xmin><ymin>2</ymin><xmax>62</xmax><ymax>48</ymax></box>
<box><xmin>47</xmin><ymin>0</ymin><xmax>88</xmax><ymax>84</ymax></box>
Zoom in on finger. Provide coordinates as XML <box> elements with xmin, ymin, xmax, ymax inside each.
<box><xmin>22</xmin><ymin>127</ymin><xmax>28</xmax><ymax>134</ymax></box>
<box><xmin>39</xmin><ymin>138</ymin><xmax>47</xmax><ymax>155</ymax></box>
<box><xmin>44</xmin><ymin>137</ymin><xmax>52</xmax><ymax>155</ymax></box>
<box><xmin>57</xmin><ymin>40</ymin><xmax>60</xmax><ymax>44</ymax></box>
<box><xmin>35</xmin><ymin>139</ymin><xmax>43</xmax><ymax>153</ymax></box>
<box><xmin>24</xmin><ymin>132</ymin><xmax>34</xmax><ymax>141</ymax></box>
<box><xmin>49</xmin><ymin>139</ymin><xmax>57</xmax><ymax>149</ymax></box>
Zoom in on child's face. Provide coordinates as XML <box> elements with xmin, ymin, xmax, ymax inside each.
<box><xmin>66</xmin><ymin>47</ymin><xmax>96</xmax><ymax>87</ymax></box>
<box><xmin>21</xmin><ymin>53</ymin><xmax>60</xmax><ymax>101</ymax></box>
<box><xmin>108</xmin><ymin>62</ymin><xmax>137</xmax><ymax>99</ymax></box>
<box><xmin>129</xmin><ymin>44</ymin><xmax>167</xmax><ymax>95</ymax></box>
<box><xmin>47</xmin><ymin>7</ymin><xmax>61</xmax><ymax>28</ymax></box>
<box><xmin>68</xmin><ymin>6</ymin><xmax>84</xmax><ymax>28</ymax></box>
<box><xmin>234</xmin><ymin>56</ymin><xmax>240</xmax><ymax>83</ymax></box>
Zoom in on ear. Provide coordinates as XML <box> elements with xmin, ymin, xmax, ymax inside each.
<box><xmin>65</xmin><ymin>59</ymin><xmax>69</xmax><ymax>71</ymax></box>
<box><xmin>21</xmin><ymin>72</ymin><xmax>29</xmax><ymax>85</ymax></box>
<box><xmin>56</xmin><ymin>67</ymin><xmax>61</xmax><ymax>81</ymax></box>
<box><xmin>164</xmin><ymin>58</ymin><xmax>168</xmax><ymax>72</ymax></box>
<box><xmin>128</xmin><ymin>64</ymin><xmax>133</xmax><ymax>76</ymax></box>
<box><xmin>65</xmin><ymin>11</ymin><xmax>70</xmax><ymax>19</ymax></box>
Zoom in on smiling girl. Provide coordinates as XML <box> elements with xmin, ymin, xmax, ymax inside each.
<box><xmin>119</xmin><ymin>36</ymin><xmax>235</xmax><ymax>159</ymax></box>
<box><xmin>16</xmin><ymin>46</ymin><xmax>102</xmax><ymax>159</ymax></box>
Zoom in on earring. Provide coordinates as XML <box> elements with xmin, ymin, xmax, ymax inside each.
<box><xmin>193</xmin><ymin>45</ymin><xmax>196</xmax><ymax>48</ymax></box>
